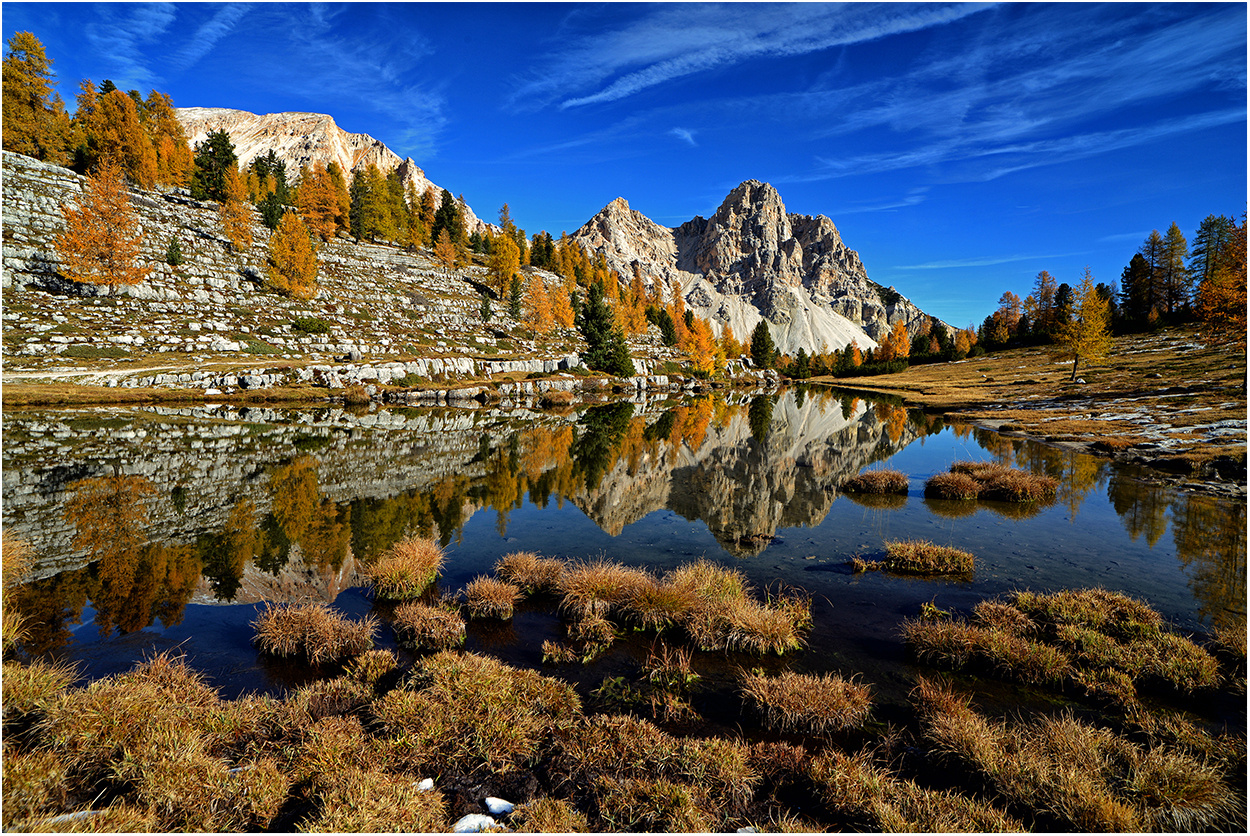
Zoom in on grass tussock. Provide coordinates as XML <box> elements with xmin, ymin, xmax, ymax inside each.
<box><xmin>252</xmin><ymin>602</ymin><xmax>376</xmax><ymax>664</ymax></box>
<box><xmin>375</xmin><ymin>650</ymin><xmax>580</xmax><ymax>776</ymax></box>
<box><xmin>904</xmin><ymin>588</ymin><xmax>1226</xmax><ymax>703</ymax></box>
<box><xmin>3</xmin><ymin>658</ymin><xmax>77</xmax><ymax>722</ymax></box>
<box><xmin>809</xmin><ymin>748</ymin><xmax>1023</xmax><ymax>832</ymax></box>
<box><xmin>860</xmin><ymin>539</ymin><xmax>976</xmax><ymax>575</ymax></box>
<box><xmin>926</xmin><ymin>462</ymin><xmax>1057</xmax><ymax>503</ymax></box>
<box><xmin>302</xmin><ymin>767</ymin><xmax>447</xmax><ymax>832</ymax></box>
<box><xmin>559</xmin><ymin>558</ymin><xmax>653</xmax><ymax>619</ymax></box>
<box><xmin>842</xmin><ymin>468</ymin><xmax>909</xmax><ymax>495</ymax></box>
<box><xmin>391</xmin><ymin>602</ymin><xmax>466</xmax><ymax>650</ymax></box>
<box><xmin>464</xmin><ymin>575</ymin><xmax>521</xmax><ymax>620</ymax></box>
<box><xmin>345</xmin><ymin>648</ymin><xmax>399</xmax><ymax>688</ymax></box>
<box><xmin>368</xmin><ymin>536</ymin><xmax>446</xmax><ymax>600</ymax></box>
<box><xmin>511</xmin><ymin>797</ymin><xmax>590</xmax><ymax>833</ymax></box>
<box><xmin>2</xmin><ymin>535</ymin><xmax>31</xmax><ymax>587</ymax></box>
<box><xmin>741</xmin><ymin>670</ymin><xmax>872</xmax><ymax>735</ymax></box>
<box><xmin>912</xmin><ymin>677</ymin><xmax>1241</xmax><ymax>832</ymax></box>
<box><xmin>495</xmin><ymin>551</ymin><xmax>566</xmax><ymax>594</ymax></box>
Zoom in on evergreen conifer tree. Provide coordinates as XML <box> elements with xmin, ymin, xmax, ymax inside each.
<box><xmin>750</xmin><ymin>320</ymin><xmax>776</xmax><ymax>369</ymax></box>
<box><xmin>578</xmin><ymin>282</ymin><xmax>635</xmax><ymax>376</ymax></box>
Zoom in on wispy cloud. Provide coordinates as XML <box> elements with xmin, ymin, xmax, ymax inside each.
<box><xmin>83</xmin><ymin>3</ymin><xmax>177</xmax><ymax>89</ymax></box>
<box><xmin>169</xmin><ymin>5</ymin><xmax>251</xmax><ymax>72</ymax></box>
<box><xmin>1097</xmin><ymin>231</ymin><xmax>1150</xmax><ymax>245</ymax></box>
<box><xmin>669</xmin><ymin>127</ymin><xmax>697</xmax><ymax>147</ymax></box>
<box><xmin>896</xmin><ymin>251</ymin><xmax>1086</xmax><ymax>270</ymax></box>
<box><xmin>511</xmin><ymin>3</ymin><xmax>992</xmax><ymax>111</ymax></box>
<box><xmin>836</xmin><ymin>188</ymin><xmax>929</xmax><ymax>215</ymax></box>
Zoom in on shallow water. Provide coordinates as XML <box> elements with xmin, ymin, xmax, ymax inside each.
<box><xmin>3</xmin><ymin>388</ymin><xmax>1244</xmax><ymax>717</ymax></box>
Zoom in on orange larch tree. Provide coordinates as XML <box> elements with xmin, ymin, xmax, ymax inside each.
<box><xmin>55</xmin><ymin>159</ymin><xmax>150</xmax><ymax>294</ymax></box>
<box><xmin>524</xmin><ymin>272</ymin><xmax>554</xmax><ymax>335</ymax></box>
<box><xmin>219</xmin><ymin>166</ymin><xmax>253</xmax><ymax>252</ymax></box>
<box><xmin>1195</xmin><ymin>215</ymin><xmax>1246</xmax><ymax>352</ymax></box>
<box><xmin>266</xmin><ymin>211</ymin><xmax>318</xmax><ymax>299</ymax></box>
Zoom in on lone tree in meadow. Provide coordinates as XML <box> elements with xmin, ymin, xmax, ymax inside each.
<box><xmin>266</xmin><ymin>211</ymin><xmax>318</xmax><ymax>299</ymax></box>
<box><xmin>55</xmin><ymin>159</ymin><xmax>150</xmax><ymax>294</ymax></box>
<box><xmin>1055</xmin><ymin>268</ymin><xmax>1113</xmax><ymax>381</ymax></box>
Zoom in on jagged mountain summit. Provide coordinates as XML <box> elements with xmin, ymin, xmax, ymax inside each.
<box><xmin>574</xmin><ymin>180</ymin><xmax>936</xmax><ymax>355</ymax></box>
<box><xmin>175</xmin><ymin>107</ymin><xmax>490</xmax><ymax>235</ymax></box>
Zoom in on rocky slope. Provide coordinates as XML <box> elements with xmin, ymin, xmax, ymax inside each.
<box><xmin>176</xmin><ymin>107</ymin><xmax>490</xmax><ymax>235</ymax></box>
<box><xmin>574</xmin><ymin>180</ymin><xmax>939</xmax><ymax>355</ymax></box>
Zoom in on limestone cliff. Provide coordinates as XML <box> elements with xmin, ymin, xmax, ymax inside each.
<box><xmin>176</xmin><ymin>107</ymin><xmax>490</xmax><ymax>235</ymax></box>
<box><xmin>573</xmin><ymin>180</ymin><xmax>939</xmax><ymax>355</ymax></box>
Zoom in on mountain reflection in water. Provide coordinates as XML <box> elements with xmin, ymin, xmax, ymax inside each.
<box><xmin>2</xmin><ymin>389</ymin><xmax>1244</xmax><ymax>672</ymax></box>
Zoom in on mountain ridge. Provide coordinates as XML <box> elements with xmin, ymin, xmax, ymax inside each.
<box><xmin>572</xmin><ymin>179</ymin><xmax>938</xmax><ymax>355</ymax></box>
<box><xmin>175</xmin><ymin>106</ymin><xmax>491</xmax><ymax>235</ymax></box>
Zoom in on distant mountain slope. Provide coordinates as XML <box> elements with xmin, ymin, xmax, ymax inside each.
<box><xmin>574</xmin><ymin>180</ymin><xmax>939</xmax><ymax>355</ymax></box>
<box><xmin>176</xmin><ymin>107</ymin><xmax>490</xmax><ymax>235</ymax></box>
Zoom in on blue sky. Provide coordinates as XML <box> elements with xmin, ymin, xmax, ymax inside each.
<box><xmin>5</xmin><ymin>2</ymin><xmax>1245</xmax><ymax>326</ymax></box>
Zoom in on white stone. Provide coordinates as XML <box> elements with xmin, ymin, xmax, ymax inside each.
<box><xmin>484</xmin><ymin>797</ymin><xmax>514</xmax><ymax>815</ymax></box>
<box><xmin>452</xmin><ymin>813</ymin><xmax>498</xmax><ymax>833</ymax></box>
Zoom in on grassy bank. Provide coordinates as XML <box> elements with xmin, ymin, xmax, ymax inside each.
<box><xmin>813</xmin><ymin>327</ymin><xmax>1246</xmax><ymax>480</ymax></box>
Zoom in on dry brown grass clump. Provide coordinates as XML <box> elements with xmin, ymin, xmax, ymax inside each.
<box><xmin>741</xmin><ymin>670</ymin><xmax>872</xmax><ymax>735</ymax></box>
<box><xmin>593</xmin><ymin>775</ymin><xmax>713</xmax><ymax>833</ymax></box>
<box><xmin>623</xmin><ymin>576</ymin><xmax>697</xmax><ymax>632</ymax></box>
<box><xmin>2</xmin><ymin>748</ymin><xmax>71</xmax><ymax>828</ymax></box>
<box><xmin>842</xmin><ymin>468</ymin><xmax>909</xmax><ymax>495</ymax></box>
<box><xmin>923</xmin><ymin>471</ymin><xmax>981</xmax><ymax>500</ymax></box>
<box><xmin>392</xmin><ymin>601</ymin><xmax>466</xmax><ymax>650</ymax></box>
<box><xmin>809</xmin><ymin>748</ymin><xmax>1023</xmax><ymax>832</ymax></box>
<box><xmin>464</xmin><ymin>575</ymin><xmax>521</xmax><ymax>620</ymax></box>
<box><xmin>346</xmin><ymin>648</ymin><xmax>399</xmax><ymax>687</ymax></box>
<box><xmin>374</xmin><ymin>650</ymin><xmax>581</xmax><ymax>776</ymax></box>
<box><xmin>252</xmin><ymin>602</ymin><xmax>376</xmax><ymax>664</ymax></box>
<box><xmin>2</xmin><ymin>535</ymin><xmax>31</xmax><ymax>587</ymax></box>
<box><xmin>302</xmin><ymin>766</ymin><xmax>447</xmax><ymax>832</ymax></box>
<box><xmin>539</xmin><ymin>389</ymin><xmax>576</xmax><ymax>407</ymax></box>
<box><xmin>559</xmin><ymin>558</ymin><xmax>653</xmax><ymax>618</ymax></box>
<box><xmin>368</xmin><ymin>536</ymin><xmax>446</xmax><ymax>600</ymax></box>
<box><xmin>860</xmin><ymin>539</ymin><xmax>975</xmax><ymax>575</ymax></box>
<box><xmin>905</xmin><ymin>588</ymin><xmax>1229</xmax><ymax>703</ymax></box>
<box><xmin>495</xmin><ymin>551</ymin><xmax>566</xmax><ymax>594</ymax></box>
<box><xmin>512</xmin><ymin>797</ymin><xmax>589</xmax><ymax>832</ymax></box>
<box><xmin>912</xmin><ymin>677</ymin><xmax>1241</xmax><ymax>832</ymax></box>
<box><xmin>2</xmin><ymin>658</ymin><xmax>77</xmax><ymax>723</ymax></box>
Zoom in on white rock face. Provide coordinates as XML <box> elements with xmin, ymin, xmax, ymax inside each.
<box><xmin>176</xmin><ymin>107</ymin><xmax>490</xmax><ymax>235</ymax></box>
<box><xmin>573</xmin><ymin>179</ymin><xmax>944</xmax><ymax>355</ymax></box>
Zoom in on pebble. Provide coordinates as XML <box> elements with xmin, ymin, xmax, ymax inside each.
<box><xmin>484</xmin><ymin>797</ymin><xmax>514</xmax><ymax>815</ymax></box>
<box><xmin>452</xmin><ymin>813</ymin><xmax>498</xmax><ymax>833</ymax></box>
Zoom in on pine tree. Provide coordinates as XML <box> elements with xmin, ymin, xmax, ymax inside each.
<box><xmin>508</xmin><ymin>277</ymin><xmax>524</xmax><ymax>319</ymax></box>
<box><xmin>1159</xmin><ymin>222</ymin><xmax>1189</xmax><ymax>316</ymax></box>
<box><xmin>55</xmin><ymin>159</ymin><xmax>149</xmax><ymax>294</ymax></box>
<box><xmin>266</xmin><ymin>212</ymin><xmax>318</xmax><ymax>299</ymax></box>
<box><xmin>219</xmin><ymin>166</ymin><xmax>253</xmax><ymax>252</ymax></box>
<box><xmin>579</xmin><ymin>282</ymin><xmax>635</xmax><ymax>376</ymax></box>
<box><xmin>750</xmin><ymin>320</ymin><xmax>776</xmax><ymax>369</ymax></box>
<box><xmin>1189</xmin><ymin>214</ymin><xmax>1237</xmax><ymax>290</ymax></box>
<box><xmin>1138</xmin><ymin>229</ymin><xmax>1166</xmax><ymax>320</ymax></box>
<box><xmin>1119</xmin><ymin>253</ymin><xmax>1153</xmax><ymax>326</ymax></box>
<box><xmin>191</xmin><ymin>129</ymin><xmax>237</xmax><ymax>202</ymax></box>
<box><xmin>2</xmin><ymin>31</ymin><xmax>70</xmax><ymax>163</ymax></box>
<box><xmin>1055</xmin><ymin>268</ymin><xmax>1114</xmax><ymax>381</ymax></box>
<box><xmin>1025</xmin><ymin>270</ymin><xmax>1059</xmax><ymax>336</ymax></box>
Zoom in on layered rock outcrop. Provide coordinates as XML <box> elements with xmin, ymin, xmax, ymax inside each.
<box><xmin>574</xmin><ymin>180</ymin><xmax>940</xmax><ymax>355</ymax></box>
<box><xmin>176</xmin><ymin>107</ymin><xmax>491</xmax><ymax>235</ymax></box>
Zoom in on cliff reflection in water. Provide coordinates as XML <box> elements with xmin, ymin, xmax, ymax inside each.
<box><xmin>3</xmin><ymin>389</ymin><xmax>1245</xmax><ymax>653</ymax></box>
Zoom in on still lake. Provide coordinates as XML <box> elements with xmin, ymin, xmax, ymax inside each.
<box><xmin>3</xmin><ymin>387</ymin><xmax>1244</xmax><ymax>722</ymax></box>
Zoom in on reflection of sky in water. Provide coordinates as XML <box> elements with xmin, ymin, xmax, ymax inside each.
<box><xmin>5</xmin><ymin>391</ymin><xmax>1244</xmax><ymax>701</ymax></box>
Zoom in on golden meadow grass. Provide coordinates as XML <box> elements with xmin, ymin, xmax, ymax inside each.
<box><xmin>367</xmin><ymin>536</ymin><xmax>446</xmax><ymax>600</ymax></box>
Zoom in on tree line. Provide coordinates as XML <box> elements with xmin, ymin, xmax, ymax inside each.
<box><xmin>979</xmin><ymin>216</ymin><xmax>1246</xmax><ymax>356</ymax></box>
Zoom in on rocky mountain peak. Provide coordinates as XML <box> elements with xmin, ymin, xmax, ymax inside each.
<box><xmin>572</xmin><ymin>179</ymin><xmax>940</xmax><ymax>355</ymax></box>
<box><xmin>175</xmin><ymin>106</ymin><xmax>488</xmax><ymax>235</ymax></box>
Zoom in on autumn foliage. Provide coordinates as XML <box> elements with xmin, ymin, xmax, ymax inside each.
<box><xmin>55</xmin><ymin>159</ymin><xmax>150</xmax><ymax>293</ymax></box>
<box><xmin>1195</xmin><ymin>216</ymin><xmax>1246</xmax><ymax>352</ymax></box>
<box><xmin>266</xmin><ymin>212</ymin><xmax>318</xmax><ymax>298</ymax></box>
